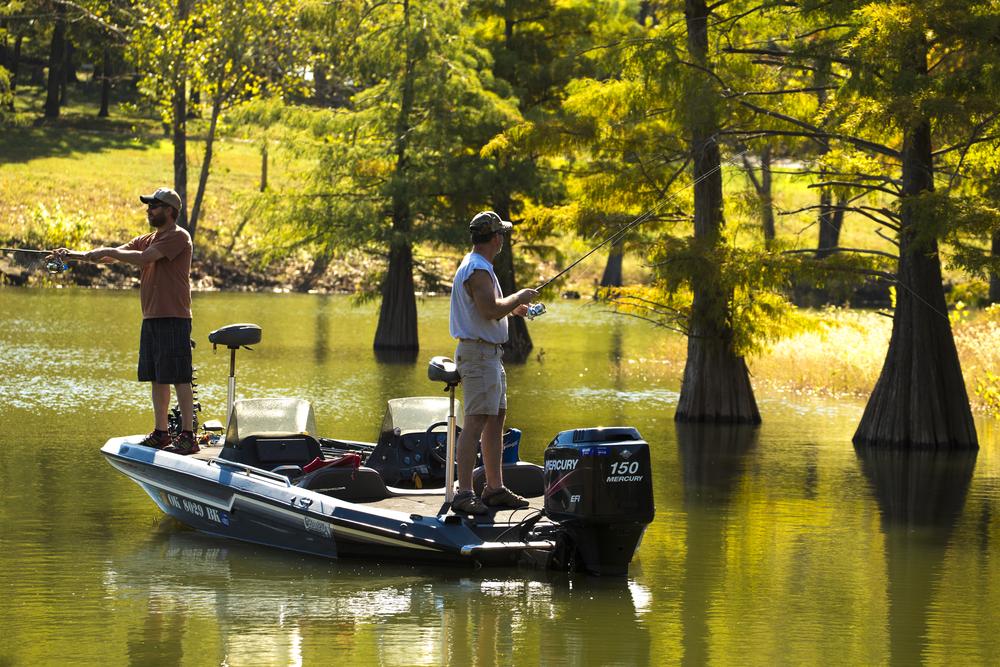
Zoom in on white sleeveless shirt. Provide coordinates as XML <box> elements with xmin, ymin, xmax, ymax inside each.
<box><xmin>449</xmin><ymin>252</ymin><xmax>508</xmax><ymax>344</ymax></box>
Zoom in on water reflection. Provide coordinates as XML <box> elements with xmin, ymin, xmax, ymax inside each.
<box><xmin>314</xmin><ymin>296</ymin><xmax>330</xmax><ymax>366</ymax></box>
<box><xmin>676</xmin><ymin>423</ymin><xmax>758</xmax><ymax>665</ymax></box>
<box><xmin>104</xmin><ymin>530</ymin><xmax>652</xmax><ymax>665</ymax></box>
<box><xmin>374</xmin><ymin>347</ymin><xmax>420</xmax><ymax>365</ymax></box>
<box><xmin>854</xmin><ymin>446</ymin><xmax>978</xmax><ymax>666</ymax></box>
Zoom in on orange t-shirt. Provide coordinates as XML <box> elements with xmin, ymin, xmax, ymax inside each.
<box><xmin>124</xmin><ymin>226</ymin><xmax>193</xmax><ymax>319</ymax></box>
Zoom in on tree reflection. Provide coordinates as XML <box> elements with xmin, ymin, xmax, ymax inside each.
<box><xmin>854</xmin><ymin>446</ymin><xmax>978</xmax><ymax>666</ymax></box>
<box><xmin>676</xmin><ymin>422</ymin><xmax>758</xmax><ymax>665</ymax></box>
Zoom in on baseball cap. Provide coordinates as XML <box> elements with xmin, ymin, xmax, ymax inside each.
<box><xmin>469</xmin><ymin>210</ymin><xmax>512</xmax><ymax>234</ymax></box>
<box><xmin>139</xmin><ymin>187</ymin><xmax>182</xmax><ymax>211</ymax></box>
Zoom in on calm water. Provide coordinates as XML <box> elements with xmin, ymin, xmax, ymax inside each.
<box><xmin>1</xmin><ymin>288</ymin><xmax>999</xmax><ymax>665</ymax></box>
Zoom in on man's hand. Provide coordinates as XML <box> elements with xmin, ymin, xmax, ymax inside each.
<box><xmin>513</xmin><ymin>288</ymin><xmax>539</xmax><ymax>305</ymax></box>
<box><xmin>512</xmin><ymin>304</ymin><xmax>530</xmax><ymax>317</ymax></box>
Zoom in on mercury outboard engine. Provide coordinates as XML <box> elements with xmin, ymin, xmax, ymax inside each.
<box><xmin>544</xmin><ymin>427</ymin><xmax>655</xmax><ymax>576</ymax></box>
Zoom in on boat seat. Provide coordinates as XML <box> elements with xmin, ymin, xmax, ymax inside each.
<box><xmin>297</xmin><ymin>466</ymin><xmax>391</xmax><ymax>502</ymax></box>
<box><xmin>220</xmin><ymin>433</ymin><xmax>323</xmax><ymax>472</ymax></box>
<box><xmin>428</xmin><ymin>356</ymin><xmax>461</xmax><ymax>386</ymax></box>
<box><xmin>473</xmin><ymin>462</ymin><xmax>545</xmax><ymax>499</ymax></box>
<box><xmin>209</xmin><ymin>323</ymin><xmax>262</xmax><ymax>349</ymax></box>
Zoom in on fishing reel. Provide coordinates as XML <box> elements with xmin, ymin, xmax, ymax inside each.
<box><xmin>525</xmin><ymin>303</ymin><xmax>547</xmax><ymax>320</ymax></box>
<box><xmin>45</xmin><ymin>257</ymin><xmax>69</xmax><ymax>274</ymax></box>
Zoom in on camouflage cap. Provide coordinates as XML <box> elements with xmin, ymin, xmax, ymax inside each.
<box><xmin>469</xmin><ymin>210</ymin><xmax>512</xmax><ymax>234</ymax></box>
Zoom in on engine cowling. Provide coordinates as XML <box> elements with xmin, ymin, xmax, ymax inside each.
<box><xmin>544</xmin><ymin>427</ymin><xmax>655</xmax><ymax>576</ymax></box>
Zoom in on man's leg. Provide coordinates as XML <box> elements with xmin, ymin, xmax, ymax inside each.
<box><xmin>480</xmin><ymin>409</ymin><xmax>506</xmax><ymax>491</ymax></box>
<box><xmin>456</xmin><ymin>414</ymin><xmax>487</xmax><ymax>492</ymax></box>
<box><xmin>174</xmin><ymin>383</ymin><xmax>194</xmax><ymax>431</ymax></box>
<box><xmin>151</xmin><ymin>382</ymin><xmax>171</xmax><ymax>431</ymax></box>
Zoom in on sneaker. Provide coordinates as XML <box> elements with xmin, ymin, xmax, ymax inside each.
<box><xmin>139</xmin><ymin>430</ymin><xmax>172</xmax><ymax>449</ymax></box>
<box><xmin>451</xmin><ymin>490</ymin><xmax>488</xmax><ymax>515</ymax></box>
<box><xmin>482</xmin><ymin>486</ymin><xmax>529</xmax><ymax>509</ymax></box>
<box><xmin>165</xmin><ymin>431</ymin><xmax>201</xmax><ymax>455</ymax></box>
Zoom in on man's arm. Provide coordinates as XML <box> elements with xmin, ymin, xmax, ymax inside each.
<box><xmin>51</xmin><ymin>244</ymin><xmax>162</xmax><ymax>266</ymax></box>
<box><xmin>90</xmin><ymin>246</ymin><xmax>164</xmax><ymax>266</ymax></box>
<box><xmin>466</xmin><ymin>270</ymin><xmax>538</xmax><ymax>320</ymax></box>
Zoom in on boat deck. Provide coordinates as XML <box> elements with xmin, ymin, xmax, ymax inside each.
<box><xmin>190</xmin><ymin>445</ymin><xmax>545</xmax><ymax>524</ymax></box>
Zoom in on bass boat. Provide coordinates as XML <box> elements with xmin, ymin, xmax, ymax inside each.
<box><xmin>101</xmin><ymin>323</ymin><xmax>655</xmax><ymax>575</ymax></box>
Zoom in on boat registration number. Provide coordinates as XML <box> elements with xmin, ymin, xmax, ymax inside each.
<box><xmin>162</xmin><ymin>492</ymin><xmax>230</xmax><ymax>527</ymax></box>
<box><xmin>303</xmin><ymin>516</ymin><xmax>332</xmax><ymax>538</ymax></box>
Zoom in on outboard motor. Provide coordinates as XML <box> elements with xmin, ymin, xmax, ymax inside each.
<box><xmin>544</xmin><ymin>427</ymin><xmax>655</xmax><ymax>576</ymax></box>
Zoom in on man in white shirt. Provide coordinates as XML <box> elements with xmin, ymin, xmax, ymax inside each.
<box><xmin>449</xmin><ymin>211</ymin><xmax>538</xmax><ymax>514</ymax></box>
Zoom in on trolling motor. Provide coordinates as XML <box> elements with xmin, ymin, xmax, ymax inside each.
<box><xmin>427</xmin><ymin>356</ymin><xmax>461</xmax><ymax>508</ymax></box>
<box><xmin>208</xmin><ymin>323</ymin><xmax>262</xmax><ymax>434</ymax></box>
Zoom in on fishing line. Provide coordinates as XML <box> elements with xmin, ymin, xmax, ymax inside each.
<box><xmin>1</xmin><ymin>247</ymin><xmax>74</xmax><ymax>273</ymax></box>
<box><xmin>0</xmin><ymin>247</ymin><xmax>52</xmax><ymax>255</ymax></box>
<box><xmin>533</xmin><ymin>148</ymin><xmax>751</xmax><ymax>294</ymax></box>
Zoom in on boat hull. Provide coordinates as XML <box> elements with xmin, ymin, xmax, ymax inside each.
<box><xmin>102</xmin><ymin>437</ymin><xmax>533</xmax><ymax>566</ymax></box>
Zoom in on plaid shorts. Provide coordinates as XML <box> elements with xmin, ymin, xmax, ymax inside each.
<box><xmin>138</xmin><ymin>317</ymin><xmax>193</xmax><ymax>384</ymax></box>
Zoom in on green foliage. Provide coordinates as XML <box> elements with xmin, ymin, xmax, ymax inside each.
<box><xmin>127</xmin><ymin>0</ymin><xmax>307</xmax><ymax>123</ymax></box>
<box><xmin>267</xmin><ymin>0</ymin><xmax>525</xmax><ymax>267</ymax></box>
<box><xmin>25</xmin><ymin>203</ymin><xmax>93</xmax><ymax>250</ymax></box>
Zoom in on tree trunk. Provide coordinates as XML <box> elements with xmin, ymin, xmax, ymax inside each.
<box><xmin>374</xmin><ymin>0</ymin><xmax>418</xmax><ymax>352</ymax></box>
<box><xmin>187</xmin><ymin>95</ymin><xmax>221</xmax><ymax>243</ymax></box>
<box><xmin>493</xmin><ymin>198</ymin><xmax>533</xmax><ymax>363</ymax></box>
<box><xmin>187</xmin><ymin>88</ymin><xmax>200</xmax><ymax>119</ymax></box>
<box><xmin>59</xmin><ymin>38</ymin><xmax>74</xmax><ymax>106</ymax></box>
<box><xmin>296</xmin><ymin>251</ymin><xmax>331</xmax><ymax>292</ymax></box>
<box><xmin>854</xmin><ymin>39</ymin><xmax>977</xmax><ymax>449</ymax></box>
<box><xmin>6</xmin><ymin>34</ymin><xmax>21</xmax><ymax>111</ymax></box>
<box><xmin>170</xmin><ymin>0</ymin><xmax>191</xmax><ymax>231</ymax></box>
<box><xmin>375</xmin><ymin>242</ymin><xmax>419</xmax><ymax>350</ymax></box>
<box><xmin>675</xmin><ymin>0</ymin><xmax>760</xmax><ymax>424</ymax></box>
<box><xmin>64</xmin><ymin>39</ymin><xmax>77</xmax><ymax>83</ymax></box>
<box><xmin>43</xmin><ymin>4</ymin><xmax>66</xmax><ymax>119</ymax></box>
<box><xmin>260</xmin><ymin>142</ymin><xmax>268</xmax><ymax>192</ymax></box>
<box><xmin>98</xmin><ymin>45</ymin><xmax>111</xmax><ymax>118</ymax></box>
<box><xmin>816</xmin><ymin>189</ymin><xmax>846</xmax><ymax>259</ymax></box>
<box><xmin>313</xmin><ymin>62</ymin><xmax>328</xmax><ymax>104</ymax></box>
<box><xmin>741</xmin><ymin>146</ymin><xmax>775</xmax><ymax>244</ymax></box>
<box><xmin>172</xmin><ymin>80</ymin><xmax>188</xmax><ymax>230</ymax></box>
<box><xmin>600</xmin><ymin>239</ymin><xmax>624</xmax><ymax>287</ymax></box>
<box><xmin>989</xmin><ymin>229</ymin><xmax>1000</xmax><ymax>304</ymax></box>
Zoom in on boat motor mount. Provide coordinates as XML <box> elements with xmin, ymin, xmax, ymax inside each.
<box><xmin>428</xmin><ymin>356</ymin><xmax>461</xmax><ymax>507</ymax></box>
<box><xmin>208</xmin><ymin>323</ymin><xmax>262</xmax><ymax>435</ymax></box>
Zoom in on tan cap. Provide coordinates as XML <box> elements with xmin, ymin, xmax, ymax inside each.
<box><xmin>469</xmin><ymin>210</ymin><xmax>512</xmax><ymax>234</ymax></box>
<box><xmin>139</xmin><ymin>187</ymin><xmax>182</xmax><ymax>211</ymax></box>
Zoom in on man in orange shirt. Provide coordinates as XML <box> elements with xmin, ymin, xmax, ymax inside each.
<box><xmin>53</xmin><ymin>188</ymin><xmax>197</xmax><ymax>454</ymax></box>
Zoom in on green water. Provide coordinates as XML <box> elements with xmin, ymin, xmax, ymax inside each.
<box><xmin>1</xmin><ymin>288</ymin><xmax>999</xmax><ymax>665</ymax></box>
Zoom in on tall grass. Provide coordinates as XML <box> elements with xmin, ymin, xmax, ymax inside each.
<box><xmin>751</xmin><ymin>307</ymin><xmax>1000</xmax><ymax>414</ymax></box>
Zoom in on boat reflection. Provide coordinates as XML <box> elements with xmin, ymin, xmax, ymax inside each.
<box><xmin>104</xmin><ymin>529</ymin><xmax>653</xmax><ymax>665</ymax></box>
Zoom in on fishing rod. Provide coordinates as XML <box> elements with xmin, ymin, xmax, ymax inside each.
<box><xmin>524</xmin><ymin>148</ymin><xmax>750</xmax><ymax>320</ymax></box>
<box><xmin>0</xmin><ymin>247</ymin><xmax>74</xmax><ymax>273</ymax></box>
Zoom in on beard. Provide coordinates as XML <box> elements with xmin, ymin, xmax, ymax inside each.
<box><xmin>149</xmin><ymin>213</ymin><xmax>168</xmax><ymax>227</ymax></box>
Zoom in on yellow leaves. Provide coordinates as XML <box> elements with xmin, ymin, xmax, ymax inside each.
<box><xmin>480</xmin><ymin>132</ymin><xmax>511</xmax><ymax>158</ymax></box>
<box><xmin>976</xmin><ymin>372</ymin><xmax>1000</xmax><ymax>417</ymax></box>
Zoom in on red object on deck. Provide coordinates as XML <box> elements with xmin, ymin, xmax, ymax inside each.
<box><xmin>302</xmin><ymin>453</ymin><xmax>362</xmax><ymax>474</ymax></box>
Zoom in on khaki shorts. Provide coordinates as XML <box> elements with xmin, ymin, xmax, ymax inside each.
<box><xmin>455</xmin><ymin>340</ymin><xmax>507</xmax><ymax>416</ymax></box>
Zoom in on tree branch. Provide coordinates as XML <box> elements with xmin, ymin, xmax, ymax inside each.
<box><xmin>734</xmin><ymin>99</ymin><xmax>900</xmax><ymax>158</ymax></box>
<box><xmin>782</xmin><ymin>247</ymin><xmax>898</xmax><ymax>260</ymax></box>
